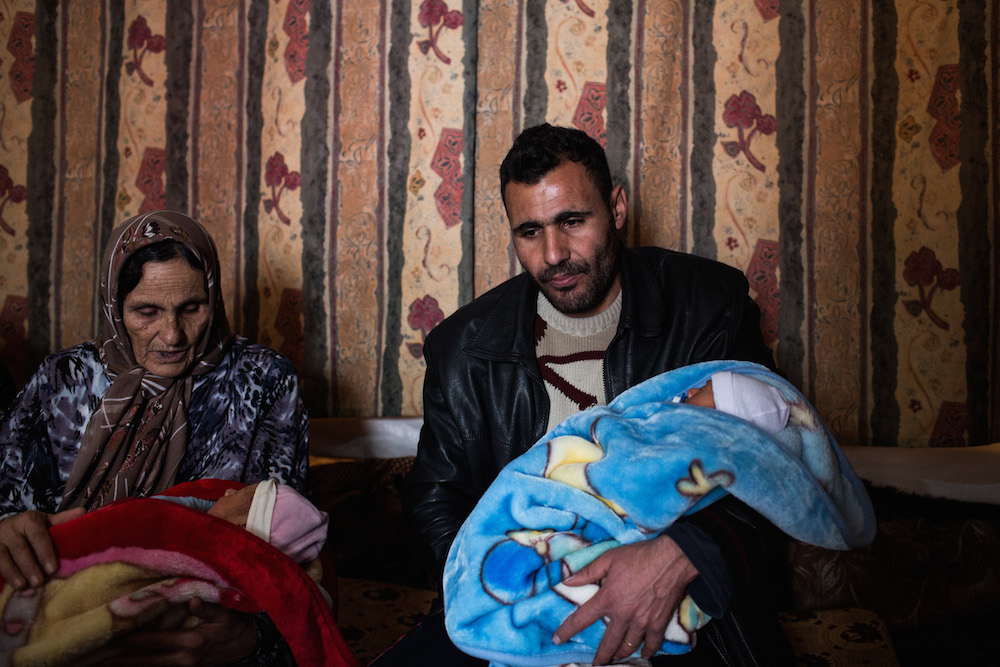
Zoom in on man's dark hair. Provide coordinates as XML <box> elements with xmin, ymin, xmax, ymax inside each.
<box><xmin>118</xmin><ymin>240</ymin><xmax>204</xmax><ymax>307</ymax></box>
<box><xmin>499</xmin><ymin>124</ymin><xmax>613</xmax><ymax>211</ymax></box>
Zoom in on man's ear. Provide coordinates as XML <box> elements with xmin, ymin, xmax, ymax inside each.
<box><xmin>610</xmin><ymin>185</ymin><xmax>627</xmax><ymax>231</ymax></box>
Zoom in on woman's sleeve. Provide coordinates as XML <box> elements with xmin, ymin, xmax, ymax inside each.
<box><xmin>250</xmin><ymin>355</ymin><xmax>309</xmax><ymax>493</ymax></box>
<box><xmin>0</xmin><ymin>349</ymin><xmax>104</xmax><ymax>515</ymax></box>
<box><xmin>0</xmin><ymin>374</ymin><xmax>45</xmax><ymax>515</ymax></box>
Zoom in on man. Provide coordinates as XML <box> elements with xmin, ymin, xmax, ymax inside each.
<box><xmin>387</xmin><ymin>124</ymin><xmax>790</xmax><ymax>666</ymax></box>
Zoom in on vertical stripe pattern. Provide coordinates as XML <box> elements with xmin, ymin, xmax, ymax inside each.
<box><xmin>302</xmin><ymin>0</ymin><xmax>333</xmax><ymax>416</ymax></box>
<box><xmin>775</xmin><ymin>0</ymin><xmax>806</xmax><ymax>391</ymax></box>
<box><xmin>26</xmin><ymin>0</ymin><xmax>57</xmax><ymax>361</ymax></box>
<box><xmin>0</xmin><ymin>0</ymin><xmax>996</xmax><ymax>449</ymax></box>
<box><xmin>869</xmin><ymin>0</ymin><xmax>900</xmax><ymax>445</ymax></box>
<box><xmin>58</xmin><ymin>2</ymin><xmax>105</xmax><ymax>347</ymax></box>
<box><xmin>689</xmin><ymin>0</ymin><xmax>716</xmax><ymax>260</ymax></box>
<box><xmin>956</xmin><ymin>0</ymin><xmax>990</xmax><ymax>445</ymax></box>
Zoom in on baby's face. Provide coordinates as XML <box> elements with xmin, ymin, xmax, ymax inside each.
<box><xmin>685</xmin><ymin>379</ymin><xmax>716</xmax><ymax>409</ymax></box>
<box><xmin>207</xmin><ymin>483</ymin><xmax>258</xmax><ymax>526</ymax></box>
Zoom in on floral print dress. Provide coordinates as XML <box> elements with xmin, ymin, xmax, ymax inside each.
<box><xmin>0</xmin><ymin>337</ymin><xmax>308</xmax><ymax>517</ymax></box>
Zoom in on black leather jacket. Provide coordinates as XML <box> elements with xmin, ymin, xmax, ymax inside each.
<box><xmin>403</xmin><ymin>246</ymin><xmax>787</xmax><ymax>664</ymax></box>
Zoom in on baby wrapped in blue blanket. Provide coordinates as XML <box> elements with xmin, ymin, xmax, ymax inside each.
<box><xmin>443</xmin><ymin>361</ymin><xmax>874</xmax><ymax>667</ymax></box>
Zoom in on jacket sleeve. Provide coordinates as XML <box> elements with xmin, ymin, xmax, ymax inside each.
<box><xmin>662</xmin><ymin>496</ymin><xmax>783</xmax><ymax>616</ymax></box>
<box><xmin>401</xmin><ymin>345</ymin><xmax>480</xmax><ymax>585</ymax></box>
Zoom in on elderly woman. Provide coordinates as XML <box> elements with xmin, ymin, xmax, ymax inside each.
<box><xmin>0</xmin><ymin>211</ymin><xmax>308</xmax><ymax>664</ymax></box>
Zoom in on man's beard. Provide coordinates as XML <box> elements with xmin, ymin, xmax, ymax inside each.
<box><xmin>532</xmin><ymin>236</ymin><xmax>620</xmax><ymax>315</ymax></box>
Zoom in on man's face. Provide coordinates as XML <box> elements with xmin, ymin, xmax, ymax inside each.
<box><xmin>505</xmin><ymin>160</ymin><xmax>626</xmax><ymax>317</ymax></box>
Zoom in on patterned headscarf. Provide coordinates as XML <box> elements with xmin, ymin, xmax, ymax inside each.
<box><xmin>61</xmin><ymin>211</ymin><xmax>232</xmax><ymax>510</ymax></box>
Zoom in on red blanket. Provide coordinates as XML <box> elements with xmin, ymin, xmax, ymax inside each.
<box><xmin>0</xmin><ymin>479</ymin><xmax>358</xmax><ymax>666</ymax></box>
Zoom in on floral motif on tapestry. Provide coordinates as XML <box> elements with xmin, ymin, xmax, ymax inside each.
<box><xmin>897</xmin><ymin>115</ymin><xmax>921</xmax><ymax>143</ymax></box>
<box><xmin>283</xmin><ymin>0</ymin><xmax>309</xmax><ymax>84</ymax></box>
<box><xmin>418</xmin><ymin>0</ymin><xmax>463</xmax><ymax>65</ymax></box>
<box><xmin>416</xmin><ymin>226</ymin><xmax>452</xmax><ymax>282</ymax></box>
<box><xmin>125</xmin><ymin>16</ymin><xmax>166</xmax><ymax>87</ymax></box>
<box><xmin>276</xmin><ymin>287</ymin><xmax>304</xmax><ymax>371</ymax></box>
<box><xmin>746</xmin><ymin>239</ymin><xmax>779</xmax><ymax>344</ymax></box>
<box><xmin>573</xmin><ymin>82</ymin><xmax>607</xmax><ymax>149</ymax></box>
<box><xmin>732</xmin><ymin>20</ymin><xmax>768</xmax><ymax>76</ymax></box>
<box><xmin>264</xmin><ymin>152</ymin><xmax>302</xmax><ymax>225</ymax></box>
<box><xmin>721</xmin><ymin>91</ymin><xmax>776</xmax><ymax>173</ymax></box>
<box><xmin>926</xmin><ymin>64</ymin><xmax>960</xmax><ymax>171</ymax></box>
<box><xmin>407</xmin><ymin>295</ymin><xmax>445</xmax><ymax>359</ymax></box>
<box><xmin>410</xmin><ymin>170</ymin><xmax>426</xmax><ymax>194</ymax></box>
<box><xmin>431</xmin><ymin>129</ymin><xmax>463</xmax><ymax>228</ymax></box>
<box><xmin>0</xmin><ymin>294</ymin><xmax>28</xmax><ymax>385</ymax></box>
<box><xmin>929</xmin><ymin>400</ymin><xmax>967</xmax><ymax>447</ymax></box>
<box><xmin>0</xmin><ymin>165</ymin><xmax>27</xmax><ymax>236</ymax></box>
<box><xmin>754</xmin><ymin>0</ymin><xmax>779</xmax><ymax>21</ymax></box>
<box><xmin>136</xmin><ymin>147</ymin><xmax>166</xmax><ymax>213</ymax></box>
<box><xmin>902</xmin><ymin>246</ymin><xmax>960</xmax><ymax>330</ymax></box>
<box><xmin>6</xmin><ymin>11</ymin><xmax>34</xmax><ymax>102</ymax></box>
<box><xmin>560</xmin><ymin>0</ymin><xmax>595</xmax><ymax>18</ymax></box>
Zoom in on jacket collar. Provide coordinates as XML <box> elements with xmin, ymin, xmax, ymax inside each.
<box><xmin>465</xmin><ymin>271</ymin><xmax>540</xmax><ymax>363</ymax></box>
<box><xmin>617</xmin><ymin>245</ymin><xmax>668</xmax><ymax>337</ymax></box>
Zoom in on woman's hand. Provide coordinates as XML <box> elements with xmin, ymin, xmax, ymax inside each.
<box><xmin>0</xmin><ymin>508</ymin><xmax>85</xmax><ymax>589</ymax></box>
<box><xmin>103</xmin><ymin>598</ymin><xmax>259</xmax><ymax>666</ymax></box>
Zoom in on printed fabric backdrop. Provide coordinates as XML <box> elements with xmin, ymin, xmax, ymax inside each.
<box><xmin>0</xmin><ymin>0</ymin><xmax>996</xmax><ymax>448</ymax></box>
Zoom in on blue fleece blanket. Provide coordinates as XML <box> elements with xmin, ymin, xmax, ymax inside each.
<box><xmin>443</xmin><ymin>361</ymin><xmax>875</xmax><ymax>667</ymax></box>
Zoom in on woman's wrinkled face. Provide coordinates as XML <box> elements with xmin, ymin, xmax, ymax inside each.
<box><xmin>207</xmin><ymin>484</ymin><xmax>258</xmax><ymax>526</ymax></box>
<box><xmin>122</xmin><ymin>257</ymin><xmax>210</xmax><ymax>377</ymax></box>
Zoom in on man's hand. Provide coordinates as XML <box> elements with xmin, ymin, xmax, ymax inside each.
<box><xmin>103</xmin><ymin>598</ymin><xmax>259</xmax><ymax>666</ymax></box>
<box><xmin>552</xmin><ymin>535</ymin><xmax>698</xmax><ymax>665</ymax></box>
<box><xmin>0</xmin><ymin>508</ymin><xmax>85</xmax><ymax>589</ymax></box>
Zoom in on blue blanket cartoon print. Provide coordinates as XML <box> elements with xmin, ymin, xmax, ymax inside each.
<box><xmin>443</xmin><ymin>360</ymin><xmax>875</xmax><ymax>667</ymax></box>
